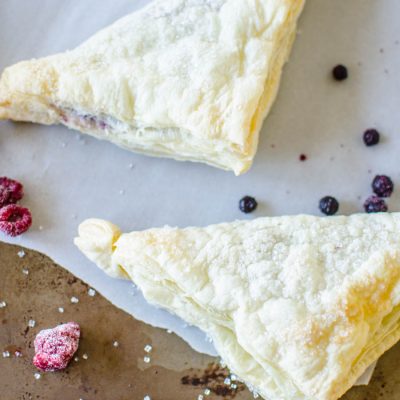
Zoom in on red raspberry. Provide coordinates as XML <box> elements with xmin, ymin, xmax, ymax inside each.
<box><xmin>0</xmin><ymin>205</ymin><xmax>32</xmax><ymax>237</ymax></box>
<box><xmin>0</xmin><ymin>177</ymin><xmax>24</xmax><ymax>208</ymax></box>
<box><xmin>33</xmin><ymin>322</ymin><xmax>81</xmax><ymax>372</ymax></box>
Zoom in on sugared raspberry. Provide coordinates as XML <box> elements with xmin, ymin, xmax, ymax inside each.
<box><xmin>33</xmin><ymin>322</ymin><xmax>80</xmax><ymax>372</ymax></box>
<box><xmin>0</xmin><ymin>205</ymin><xmax>32</xmax><ymax>237</ymax></box>
<box><xmin>0</xmin><ymin>177</ymin><xmax>24</xmax><ymax>208</ymax></box>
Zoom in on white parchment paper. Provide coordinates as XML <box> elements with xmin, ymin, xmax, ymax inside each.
<box><xmin>0</xmin><ymin>0</ymin><xmax>399</xmax><ymax>384</ymax></box>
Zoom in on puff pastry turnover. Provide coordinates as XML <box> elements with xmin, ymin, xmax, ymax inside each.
<box><xmin>0</xmin><ymin>0</ymin><xmax>305</xmax><ymax>174</ymax></box>
<box><xmin>75</xmin><ymin>213</ymin><xmax>400</xmax><ymax>400</ymax></box>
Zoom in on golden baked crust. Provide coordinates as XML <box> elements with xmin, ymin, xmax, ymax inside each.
<box><xmin>0</xmin><ymin>0</ymin><xmax>305</xmax><ymax>174</ymax></box>
<box><xmin>75</xmin><ymin>213</ymin><xmax>400</xmax><ymax>400</ymax></box>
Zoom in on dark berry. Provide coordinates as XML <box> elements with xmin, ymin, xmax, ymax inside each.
<box><xmin>33</xmin><ymin>322</ymin><xmax>80</xmax><ymax>372</ymax></box>
<box><xmin>239</xmin><ymin>196</ymin><xmax>258</xmax><ymax>214</ymax></box>
<box><xmin>372</xmin><ymin>175</ymin><xmax>394</xmax><ymax>198</ymax></box>
<box><xmin>319</xmin><ymin>196</ymin><xmax>339</xmax><ymax>216</ymax></box>
<box><xmin>0</xmin><ymin>204</ymin><xmax>32</xmax><ymax>237</ymax></box>
<box><xmin>363</xmin><ymin>129</ymin><xmax>380</xmax><ymax>146</ymax></box>
<box><xmin>299</xmin><ymin>154</ymin><xmax>307</xmax><ymax>162</ymax></box>
<box><xmin>332</xmin><ymin>65</ymin><xmax>348</xmax><ymax>81</ymax></box>
<box><xmin>364</xmin><ymin>196</ymin><xmax>388</xmax><ymax>213</ymax></box>
<box><xmin>0</xmin><ymin>177</ymin><xmax>24</xmax><ymax>208</ymax></box>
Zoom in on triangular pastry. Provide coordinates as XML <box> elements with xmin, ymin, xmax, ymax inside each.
<box><xmin>75</xmin><ymin>213</ymin><xmax>400</xmax><ymax>400</ymax></box>
<box><xmin>0</xmin><ymin>0</ymin><xmax>305</xmax><ymax>174</ymax></box>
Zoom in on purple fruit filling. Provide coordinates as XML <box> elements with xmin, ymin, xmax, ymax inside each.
<box><xmin>59</xmin><ymin>108</ymin><xmax>111</xmax><ymax>131</ymax></box>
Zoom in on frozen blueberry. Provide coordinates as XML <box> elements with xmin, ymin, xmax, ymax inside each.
<box><xmin>363</xmin><ymin>129</ymin><xmax>380</xmax><ymax>146</ymax></box>
<box><xmin>332</xmin><ymin>65</ymin><xmax>348</xmax><ymax>81</ymax></box>
<box><xmin>299</xmin><ymin>154</ymin><xmax>307</xmax><ymax>162</ymax></box>
<box><xmin>372</xmin><ymin>175</ymin><xmax>394</xmax><ymax>198</ymax></box>
<box><xmin>364</xmin><ymin>196</ymin><xmax>388</xmax><ymax>213</ymax></box>
<box><xmin>239</xmin><ymin>196</ymin><xmax>258</xmax><ymax>214</ymax></box>
<box><xmin>319</xmin><ymin>196</ymin><xmax>339</xmax><ymax>216</ymax></box>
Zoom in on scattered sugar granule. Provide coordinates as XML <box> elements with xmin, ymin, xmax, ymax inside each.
<box><xmin>58</xmin><ymin>307</ymin><xmax>64</xmax><ymax>313</ymax></box>
<box><xmin>231</xmin><ymin>384</ymin><xmax>238</xmax><ymax>390</ymax></box>
<box><xmin>128</xmin><ymin>163</ymin><xmax>134</xmax><ymax>169</ymax></box>
<box><xmin>204</xmin><ymin>388</ymin><xmax>211</xmax><ymax>396</ymax></box>
<box><xmin>88</xmin><ymin>288</ymin><xmax>96</xmax><ymax>297</ymax></box>
<box><xmin>119</xmin><ymin>189</ymin><xmax>125</xmax><ymax>195</ymax></box>
<box><xmin>22</xmin><ymin>268</ymin><xmax>29</xmax><ymax>275</ymax></box>
<box><xmin>3</xmin><ymin>351</ymin><xmax>10</xmax><ymax>358</ymax></box>
<box><xmin>15</xmin><ymin>351</ymin><xmax>22</xmax><ymax>357</ymax></box>
<box><xmin>230</xmin><ymin>374</ymin><xmax>237</xmax><ymax>381</ymax></box>
<box><xmin>74</xmin><ymin>357</ymin><xmax>79</xmax><ymax>362</ymax></box>
<box><xmin>113</xmin><ymin>341</ymin><xmax>119</xmax><ymax>348</ymax></box>
<box><xmin>198</xmin><ymin>395</ymin><xmax>204</xmax><ymax>400</ymax></box>
<box><xmin>17</xmin><ymin>250</ymin><xmax>25</xmax><ymax>258</ymax></box>
<box><xmin>144</xmin><ymin>396</ymin><xmax>151</xmax><ymax>400</ymax></box>
<box><xmin>82</xmin><ymin>353</ymin><xmax>88</xmax><ymax>360</ymax></box>
<box><xmin>224</xmin><ymin>378</ymin><xmax>231</xmax><ymax>385</ymax></box>
<box><xmin>166</xmin><ymin>329</ymin><xmax>172</xmax><ymax>334</ymax></box>
<box><xmin>0</xmin><ymin>301</ymin><xmax>6</xmax><ymax>308</ymax></box>
<box><xmin>39</xmin><ymin>225</ymin><xmax>44</xmax><ymax>231</ymax></box>
<box><xmin>71</xmin><ymin>296</ymin><xmax>79</xmax><ymax>304</ymax></box>
<box><xmin>34</xmin><ymin>373</ymin><xmax>41</xmax><ymax>380</ymax></box>
<box><xmin>144</xmin><ymin>344</ymin><xmax>152</xmax><ymax>353</ymax></box>
<box><xmin>143</xmin><ymin>356</ymin><xmax>151</xmax><ymax>363</ymax></box>
<box><xmin>28</xmin><ymin>320</ymin><xmax>36</xmax><ymax>328</ymax></box>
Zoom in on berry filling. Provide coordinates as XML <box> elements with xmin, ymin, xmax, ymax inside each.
<box><xmin>372</xmin><ymin>175</ymin><xmax>394</xmax><ymax>198</ymax></box>
<box><xmin>60</xmin><ymin>108</ymin><xmax>111</xmax><ymax>131</ymax></box>
<box><xmin>0</xmin><ymin>177</ymin><xmax>24</xmax><ymax>208</ymax></box>
<box><xmin>33</xmin><ymin>322</ymin><xmax>81</xmax><ymax>372</ymax></box>
<box><xmin>364</xmin><ymin>196</ymin><xmax>388</xmax><ymax>213</ymax></box>
<box><xmin>0</xmin><ymin>204</ymin><xmax>32</xmax><ymax>237</ymax></box>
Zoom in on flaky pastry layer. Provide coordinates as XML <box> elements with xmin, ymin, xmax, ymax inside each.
<box><xmin>75</xmin><ymin>213</ymin><xmax>400</xmax><ymax>400</ymax></box>
<box><xmin>0</xmin><ymin>0</ymin><xmax>305</xmax><ymax>174</ymax></box>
